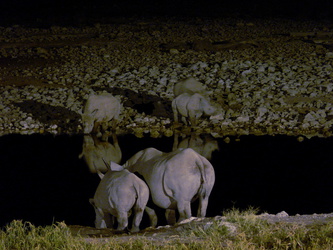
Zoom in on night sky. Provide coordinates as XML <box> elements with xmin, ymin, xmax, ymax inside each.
<box><xmin>0</xmin><ymin>0</ymin><xmax>332</xmax><ymax>26</ymax></box>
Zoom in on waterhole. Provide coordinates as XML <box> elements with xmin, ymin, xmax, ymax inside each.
<box><xmin>0</xmin><ymin>133</ymin><xmax>333</xmax><ymax>228</ymax></box>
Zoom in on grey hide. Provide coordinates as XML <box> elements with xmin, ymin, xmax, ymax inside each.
<box><xmin>173</xmin><ymin>77</ymin><xmax>211</xmax><ymax>99</ymax></box>
<box><xmin>89</xmin><ymin>162</ymin><xmax>157</xmax><ymax>232</ymax></box>
<box><xmin>82</xmin><ymin>93</ymin><xmax>121</xmax><ymax>134</ymax></box>
<box><xmin>123</xmin><ymin>148</ymin><xmax>215</xmax><ymax>225</ymax></box>
<box><xmin>172</xmin><ymin>93</ymin><xmax>216</xmax><ymax>126</ymax></box>
<box><xmin>79</xmin><ymin>134</ymin><xmax>122</xmax><ymax>173</ymax></box>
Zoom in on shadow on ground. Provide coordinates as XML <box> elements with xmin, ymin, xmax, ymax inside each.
<box><xmin>14</xmin><ymin>100</ymin><xmax>81</xmax><ymax>131</ymax></box>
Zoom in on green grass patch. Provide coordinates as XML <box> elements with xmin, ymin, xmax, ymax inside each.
<box><xmin>2</xmin><ymin>209</ymin><xmax>333</xmax><ymax>249</ymax></box>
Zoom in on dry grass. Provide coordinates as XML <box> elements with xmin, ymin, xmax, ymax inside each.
<box><xmin>1</xmin><ymin>209</ymin><xmax>333</xmax><ymax>249</ymax></box>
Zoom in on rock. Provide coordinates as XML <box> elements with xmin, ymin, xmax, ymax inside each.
<box><xmin>169</xmin><ymin>49</ymin><xmax>179</xmax><ymax>54</ymax></box>
<box><xmin>0</xmin><ymin>19</ymin><xmax>333</xmax><ymax>138</ymax></box>
<box><xmin>276</xmin><ymin>211</ymin><xmax>289</xmax><ymax>217</ymax></box>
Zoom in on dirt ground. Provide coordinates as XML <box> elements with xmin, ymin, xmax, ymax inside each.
<box><xmin>68</xmin><ymin>213</ymin><xmax>333</xmax><ymax>244</ymax></box>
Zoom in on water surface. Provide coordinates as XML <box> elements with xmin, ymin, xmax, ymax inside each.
<box><xmin>1</xmin><ymin>134</ymin><xmax>333</xmax><ymax>228</ymax></box>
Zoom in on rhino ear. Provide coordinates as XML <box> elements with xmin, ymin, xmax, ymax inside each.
<box><xmin>110</xmin><ymin>161</ymin><xmax>124</xmax><ymax>171</ymax></box>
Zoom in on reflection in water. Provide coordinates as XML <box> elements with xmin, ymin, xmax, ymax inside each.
<box><xmin>173</xmin><ymin>132</ymin><xmax>219</xmax><ymax>160</ymax></box>
<box><xmin>79</xmin><ymin>133</ymin><xmax>122</xmax><ymax>173</ymax></box>
<box><xmin>1</xmin><ymin>134</ymin><xmax>333</xmax><ymax>228</ymax></box>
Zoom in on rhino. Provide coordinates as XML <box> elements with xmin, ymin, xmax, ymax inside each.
<box><xmin>89</xmin><ymin>161</ymin><xmax>157</xmax><ymax>232</ymax></box>
<box><xmin>82</xmin><ymin>93</ymin><xmax>121</xmax><ymax>134</ymax></box>
<box><xmin>79</xmin><ymin>134</ymin><xmax>122</xmax><ymax>173</ymax></box>
<box><xmin>173</xmin><ymin>77</ymin><xmax>211</xmax><ymax>99</ymax></box>
<box><xmin>172</xmin><ymin>93</ymin><xmax>216</xmax><ymax>126</ymax></box>
<box><xmin>123</xmin><ymin>148</ymin><xmax>215</xmax><ymax>225</ymax></box>
<box><xmin>173</xmin><ymin>133</ymin><xmax>219</xmax><ymax>161</ymax></box>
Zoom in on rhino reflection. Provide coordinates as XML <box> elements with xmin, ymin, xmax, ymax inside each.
<box><xmin>79</xmin><ymin>133</ymin><xmax>122</xmax><ymax>173</ymax></box>
<box><xmin>173</xmin><ymin>133</ymin><xmax>219</xmax><ymax>160</ymax></box>
<box><xmin>123</xmin><ymin>147</ymin><xmax>215</xmax><ymax>225</ymax></box>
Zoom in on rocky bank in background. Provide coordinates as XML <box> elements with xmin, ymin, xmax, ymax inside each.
<box><xmin>0</xmin><ymin>17</ymin><xmax>333</xmax><ymax>138</ymax></box>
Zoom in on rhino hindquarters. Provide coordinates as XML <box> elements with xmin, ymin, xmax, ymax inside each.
<box><xmin>196</xmin><ymin>154</ymin><xmax>215</xmax><ymax>218</ymax></box>
<box><xmin>130</xmin><ymin>176</ymin><xmax>150</xmax><ymax>232</ymax></box>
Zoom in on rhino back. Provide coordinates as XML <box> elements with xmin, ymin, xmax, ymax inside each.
<box><xmin>84</xmin><ymin>94</ymin><xmax>120</xmax><ymax>121</ymax></box>
<box><xmin>174</xmin><ymin>77</ymin><xmax>206</xmax><ymax>97</ymax></box>
<box><xmin>124</xmin><ymin>148</ymin><xmax>163</xmax><ymax>170</ymax></box>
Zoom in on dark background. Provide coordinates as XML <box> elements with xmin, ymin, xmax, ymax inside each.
<box><xmin>0</xmin><ymin>0</ymin><xmax>332</xmax><ymax>27</ymax></box>
<box><xmin>1</xmin><ymin>134</ymin><xmax>333</xmax><ymax>228</ymax></box>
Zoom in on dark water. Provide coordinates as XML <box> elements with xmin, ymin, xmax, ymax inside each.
<box><xmin>1</xmin><ymin>133</ymin><xmax>333</xmax><ymax>228</ymax></box>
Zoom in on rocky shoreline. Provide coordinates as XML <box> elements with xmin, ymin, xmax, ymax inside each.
<box><xmin>1</xmin><ymin>17</ymin><xmax>333</xmax><ymax>138</ymax></box>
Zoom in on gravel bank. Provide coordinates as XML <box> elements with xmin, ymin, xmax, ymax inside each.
<box><xmin>0</xmin><ymin>17</ymin><xmax>333</xmax><ymax>138</ymax></box>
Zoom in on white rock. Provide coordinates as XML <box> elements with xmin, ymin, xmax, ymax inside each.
<box><xmin>276</xmin><ymin>211</ymin><xmax>289</xmax><ymax>217</ymax></box>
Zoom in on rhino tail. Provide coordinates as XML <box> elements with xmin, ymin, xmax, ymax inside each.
<box><xmin>196</xmin><ymin>155</ymin><xmax>214</xmax><ymax>199</ymax></box>
<box><xmin>133</xmin><ymin>180</ymin><xmax>148</xmax><ymax>211</ymax></box>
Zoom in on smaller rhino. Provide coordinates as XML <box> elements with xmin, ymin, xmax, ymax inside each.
<box><xmin>89</xmin><ymin>161</ymin><xmax>157</xmax><ymax>232</ymax></box>
<box><xmin>172</xmin><ymin>93</ymin><xmax>216</xmax><ymax>126</ymax></box>
<box><xmin>82</xmin><ymin>93</ymin><xmax>121</xmax><ymax>134</ymax></box>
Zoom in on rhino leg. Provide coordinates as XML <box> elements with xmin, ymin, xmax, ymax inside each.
<box><xmin>116</xmin><ymin>211</ymin><xmax>128</xmax><ymax>231</ymax></box>
<box><xmin>95</xmin><ymin>211</ymin><xmax>113</xmax><ymax>229</ymax></box>
<box><xmin>197</xmin><ymin>196</ymin><xmax>209</xmax><ymax>218</ymax></box>
<box><xmin>189</xmin><ymin>110</ymin><xmax>201</xmax><ymax>126</ymax></box>
<box><xmin>181</xmin><ymin>116</ymin><xmax>188</xmax><ymax>125</ymax></box>
<box><xmin>92</xmin><ymin>121</ymin><xmax>100</xmax><ymax>133</ymax></box>
<box><xmin>131</xmin><ymin>207</ymin><xmax>144</xmax><ymax>233</ymax></box>
<box><xmin>177</xmin><ymin>200</ymin><xmax>192</xmax><ymax>222</ymax></box>
<box><xmin>145</xmin><ymin>206</ymin><xmax>158</xmax><ymax>228</ymax></box>
<box><xmin>109</xmin><ymin>118</ymin><xmax>118</xmax><ymax>131</ymax></box>
<box><xmin>101</xmin><ymin>121</ymin><xmax>109</xmax><ymax>132</ymax></box>
<box><xmin>165</xmin><ymin>209</ymin><xmax>176</xmax><ymax>225</ymax></box>
<box><xmin>172</xmin><ymin>100</ymin><xmax>179</xmax><ymax>123</ymax></box>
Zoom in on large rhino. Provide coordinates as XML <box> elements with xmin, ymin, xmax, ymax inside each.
<box><xmin>123</xmin><ymin>148</ymin><xmax>215</xmax><ymax>225</ymax></box>
<box><xmin>79</xmin><ymin>134</ymin><xmax>122</xmax><ymax>173</ymax></box>
<box><xmin>173</xmin><ymin>133</ymin><xmax>219</xmax><ymax>161</ymax></box>
<box><xmin>173</xmin><ymin>77</ymin><xmax>211</xmax><ymax>99</ymax></box>
<box><xmin>82</xmin><ymin>93</ymin><xmax>121</xmax><ymax>134</ymax></box>
<box><xmin>172</xmin><ymin>93</ymin><xmax>216</xmax><ymax>126</ymax></box>
<box><xmin>89</xmin><ymin>161</ymin><xmax>157</xmax><ymax>232</ymax></box>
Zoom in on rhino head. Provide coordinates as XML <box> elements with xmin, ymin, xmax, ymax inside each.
<box><xmin>82</xmin><ymin>111</ymin><xmax>97</xmax><ymax>134</ymax></box>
